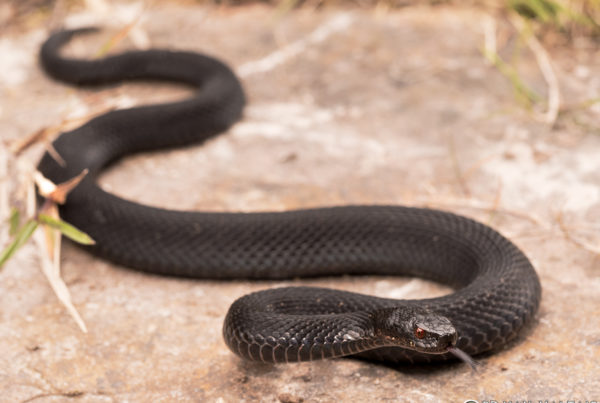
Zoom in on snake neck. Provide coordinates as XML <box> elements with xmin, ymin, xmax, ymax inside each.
<box><xmin>224</xmin><ymin>308</ymin><xmax>387</xmax><ymax>363</ymax></box>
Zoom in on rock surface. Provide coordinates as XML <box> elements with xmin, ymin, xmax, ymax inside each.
<box><xmin>1</xmin><ymin>3</ymin><xmax>599</xmax><ymax>402</ymax></box>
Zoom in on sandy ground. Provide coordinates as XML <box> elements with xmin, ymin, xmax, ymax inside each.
<box><xmin>1</xmin><ymin>2</ymin><xmax>599</xmax><ymax>402</ymax></box>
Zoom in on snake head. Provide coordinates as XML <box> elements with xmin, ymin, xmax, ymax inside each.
<box><xmin>372</xmin><ymin>307</ymin><xmax>458</xmax><ymax>354</ymax></box>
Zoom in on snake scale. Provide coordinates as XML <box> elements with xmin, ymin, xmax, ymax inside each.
<box><xmin>37</xmin><ymin>28</ymin><xmax>541</xmax><ymax>365</ymax></box>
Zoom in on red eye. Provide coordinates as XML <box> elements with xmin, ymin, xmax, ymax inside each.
<box><xmin>415</xmin><ymin>327</ymin><xmax>427</xmax><ymax>339</ymax></box>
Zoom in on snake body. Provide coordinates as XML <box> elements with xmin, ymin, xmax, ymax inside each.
<box><xmin>37</xmin><ymin>29</ymin><xmax>541</xmax><ymax>364</ymax></box>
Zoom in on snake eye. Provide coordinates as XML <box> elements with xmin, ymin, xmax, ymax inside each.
<box><xmin>415</xmin><ymin>327</ymin><xmax>427</xmax><ymax>339</ymax></box>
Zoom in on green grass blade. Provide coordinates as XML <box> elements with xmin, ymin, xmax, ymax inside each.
<box><xmin>38</xmin><ymin>213</ymin><xmax>95</xmax><ymax>245</ymax></box>
<box><xmin>9</xmin><ymin>208</ymin><xmax>20</xmax><ymax>236</ymax></box>
<box><xmin>482</xmin><ymin>48</ymin><xmax>542</xmax><ymax>106</ymax></box>
<box><xmin>0</xmin><ymin>220</ymin><xmax>39</xmax><ymax>269</ymax></box>
<box><xmin>510</xmin><ymin>0</ymin><xmax>558</xmax><ymax>23</ymax></box>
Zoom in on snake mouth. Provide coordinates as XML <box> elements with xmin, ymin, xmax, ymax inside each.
<box><xmin>447</xmin><ymin>346</ymin><xmax>479</xmax><ymax>370</ymax></box>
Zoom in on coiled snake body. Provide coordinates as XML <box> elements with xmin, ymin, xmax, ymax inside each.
<box><xmin>37</xmin><ymin>29</ymin><xmax>541</xmax><ymax>364</ymax></box>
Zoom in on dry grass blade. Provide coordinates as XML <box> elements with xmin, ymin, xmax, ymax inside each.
<box><xmin>10</xmin><ymin>127</ymin><xmax>52</xmax><ymax>156</ymax></box>
<box><xmin>0</xmin><ymin>146</ymin><xmax>9</xmax><ymax>246</ymax></box>
<box><xmin>34</xmin><ymin>169</ymin><xmax>88</xmax><ymax>204</ymax></box>
<box><xmin>34</xmin><ymin>188</ymin><xmax>89</xmax><ymax>331</ymax></box>
<box><xmin>11</xmin><ymin>125</ymin><xmax>67</xmax><ymax>167</ymax></box>
<box><xmin>510</xmin><ymin>15</ymin><xmax>561</xmax><ymax>125</ymax></box>
<box><xmin>33</xmin><ymin>228</ymin><xmax>88</xmax><ymax>333</ymax></box>
<box><xmin>95</xmin><ymin>19</ymin><xmax>141</xmax><ymax>58</ymax></box>
<box><xmin>41</xmin><ymin>202</ymin><xmax>61</xmax><ymax>275</ymax></box>
<box><xmin>10</xmin><ymin>109</ymin><xmax>116</xmax><ymax>159</ymax></box>
<box><xmin>482</xmin><ymin>14</ymin><xmax>498</xmax><ymax>63</ymax></box>
<box><xmin>33</xmin><ymin>170</ymin><xmax>93</xmax><ymax>331</ymax></box>
<box><xmin>482</xmin><ymin>13</ymin><xmax>536</xmax><ymax>106</ymax></box>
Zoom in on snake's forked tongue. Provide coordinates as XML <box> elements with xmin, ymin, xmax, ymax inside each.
<box><xmin>447</xmin><ymin>347</ymin><xmax>480</xmax><ymax>371</ymax></box>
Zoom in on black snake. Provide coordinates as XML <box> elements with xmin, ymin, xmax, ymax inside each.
<box><xmin>37</xmin><ymin>28</ymin><xmax>541</xmax><ymax>365</ymax></box>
